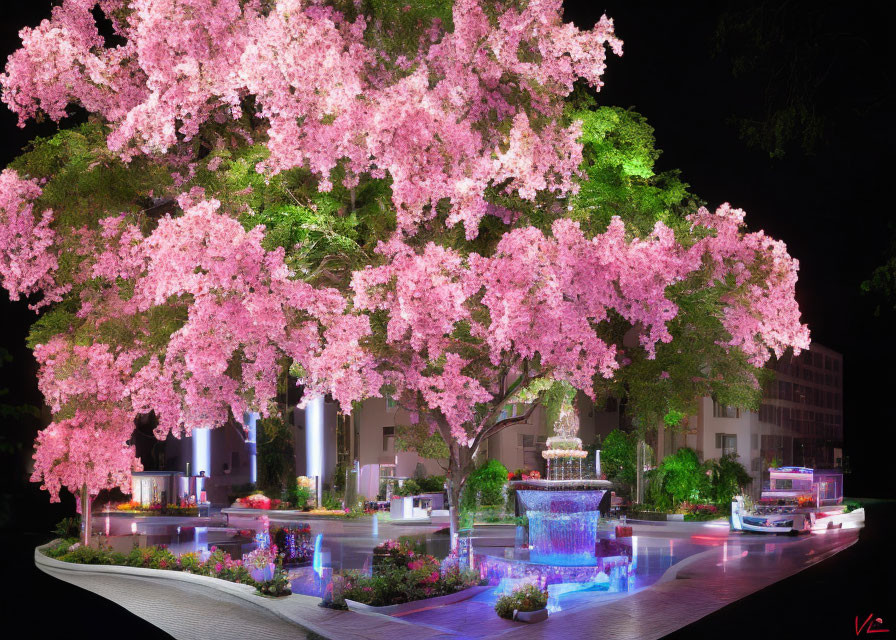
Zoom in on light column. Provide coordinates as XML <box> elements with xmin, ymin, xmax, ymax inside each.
<box><xmin>306</xmin><ymin>396</ymin><xmax>324</xmax><ymax>506</ymax></box>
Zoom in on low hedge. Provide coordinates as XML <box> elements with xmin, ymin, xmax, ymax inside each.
<box><xmin>42</xmin><ymin>539</ymin><xmax>290</xmax><ymax>596</ymax></box>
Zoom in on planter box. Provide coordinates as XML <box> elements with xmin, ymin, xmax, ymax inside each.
<box><xmin>666</xmin><ymin>513</ymin><xmax>685</xmax><ymax>521</ymax></box>
<box><xmin>515</xmin><ymin>608</ymin><xmax>549</xmax><ymax>623</ymax></box>
<box><xmin>345</xmin><ymin>585</ymin><xmax>489</xmax><ymax>616</ymax></box>
<box><xmin>389</xmin><ymin>496</ymin><xmax>413</xmax><ymax>519</ymax></box>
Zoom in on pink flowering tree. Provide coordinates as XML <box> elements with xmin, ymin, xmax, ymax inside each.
<box><xmin>1</xmin><ymin>0</ymin><xmax>809</xmax><ymax>544</ymax></box>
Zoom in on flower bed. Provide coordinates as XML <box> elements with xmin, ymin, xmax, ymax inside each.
<box><xmin>326</xmin><ymin>539</ymin><xmax>481</xmax><ymax>609</ymax></box>
<box><xmin>41</xmin><ymin>538</ymin><xmax>291</xmax><ymax>597</ymax></box>
<box><xmin>112</xmin><ymin>501</ymin><xmax>200</xmax><ymax>517</ymax></box>
<box><xmin>235</xmin><ymin>494</ymin><xmax>281</xmax><ymax>510</ymax></box>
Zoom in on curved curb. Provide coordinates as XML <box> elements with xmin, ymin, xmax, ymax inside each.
<box><xmin>655</xmin><ymin>547</ymin><xmax>718</xmax><ymax>584</ymax></box>
<box><xmin>34</xmin><ymin>541</ymin><xmax>336</xmax><ymax>639</ymax></box>
<box><xmin>346</xmin><ymin>585</ymin><xmax>490</xmax><ymax>616</ymax></box>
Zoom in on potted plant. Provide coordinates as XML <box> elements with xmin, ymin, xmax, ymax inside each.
<box><xmin>494</xmin><ymin>583</ymin><xmax>549</xmax><ymax>623</ymax></box>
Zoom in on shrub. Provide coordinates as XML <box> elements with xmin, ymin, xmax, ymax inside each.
<box><xmin>600</xmin><ymin>429</ymin><xmax>638</xmax><ymax>489</ymax></box>
<box><xmin>705</xmin><ymin>453</ymin><xmax>751</xmax><ymax>506</ymax></box>
<box><xmin>844</xmin><ymin>499</ymin><xmax>862</xmax><ymax>513</ymax></box>
<box><xmin>289</xmin><ymin>485</ymin><xmax>312</xmax><ymax>509</ymax></box>
<box><xmin>393</xmin><ymin>479</ymin><xmax>421</xmax><ymax>497</ymax></box>
<box><xmin>60</xmin><ymin>543</ymin><xmax>122</xmax><ymax>565</ymax></box>
<box><xmin>320</xmin><ymin>491</ymin><xmax>342</xmax><ymax>510</ymax></box>
<box><xmin>53</xmin><ymin>517</ymin><xmax>80</xmax><ymax>539</ymax></box>
<box><xmin>494</xmin><ymin>583</ymin><xmax>548</xmax><ymax>619</ymax></box>
<box><xmin>45</xmin><ymin>542</ymin><xmax>257</xmax><ymax>589</ymax></box>
<box><xmin>462</xmin><ymin>459</ymin><xmax>508</xmax><ymax>508</ymax></box>
<box><xmin>44</xmin><ymin>538</ymin><xmax>79</xmax><ymax>559</ymax></box>
<box><xmin>654</xmin><ymin>447</ymin><xmax>708</xmax><ymax>508</ymax></box>
<box><xmin>416</xmin><ymin>476</ymin><xmax>446</xmax><ymax>493</ymax></box>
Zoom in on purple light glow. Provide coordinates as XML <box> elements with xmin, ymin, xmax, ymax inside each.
<box><xmin>517</xmin><ymin>489</ymin><xmax>607</xmax><ymax>566</ymax></box>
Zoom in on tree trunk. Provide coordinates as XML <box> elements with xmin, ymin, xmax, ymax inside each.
<box><xmin>446</xmin><ymin>460</ymin><xmax>464</xmax><ymax>551</ymax></box>
<box><xmin>80</xmin><ymin>483</ymin><xmax>92</xmax><ymax>547</ymax></box>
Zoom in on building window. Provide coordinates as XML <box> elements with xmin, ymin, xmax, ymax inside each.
<box><xmin>712</xmin><ymin>401</ymin><xmax>739</xmax><ymax>418</ymax></box>
<box><xmin>385</xmin><ymin>394</ymin><xmax>397</xmax><ymax>411</ymax></box>
<box><xmin>382</xmin><ymin>426</ymin><xmax>394</xmax><ymax>451</ymax></box>
<box><xmin>715</xmin><ymin>433</ymin><xmax>737</xmax><ymax>456</ymax></box>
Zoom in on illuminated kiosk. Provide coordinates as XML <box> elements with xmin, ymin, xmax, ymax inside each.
<box><xmin>479</xmin><ymin>407</ymin><xmax>629</xmax><ymax>597</ymax></box>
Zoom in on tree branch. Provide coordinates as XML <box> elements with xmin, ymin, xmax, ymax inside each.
<box><xmin>471</xmin><ymin>399</ymin><xmax>541</xmax><ymax>453</ymax></box>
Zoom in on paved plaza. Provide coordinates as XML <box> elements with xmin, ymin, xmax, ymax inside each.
<box><xmin>35</xmin><ymin>516</ymin><xmax>861</xmax><ymax>640</ymax></box>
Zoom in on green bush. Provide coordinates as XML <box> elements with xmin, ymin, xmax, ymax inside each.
<box><xmin>47</xmin><ymin>542</ymin><xmax>256</xmax><ymax>586</ymax></box>
<box><xmin>462</xmin><ymin>459</ymin><xmax>508</xmax><ymax>508</ymax></box>
<box><xmin>393</xmin><ymin>479</ymin><xmax>421</xmax><ymax>497</ymax></box>
<box><xmin>416</xmin><ymin>475</ymin><xmax>446</xmax><ymax>493</ymax></box>
<box><xmin>705</xmin><ymin>454</ymin><xmax>751</xmax><ymax>507</ymax></box>
<box><xmin>60</xmin><ymin>544</ymin><xmax>123</xmax><ymax>565</ymax></box>
<box><xmin>44</xmin><ymin>538</ymin><xmax>79</xmax><ymax>559</ymax></box>
<box><xmin>645</xmin><ymin>449</ymin><xmax>749</xmax><ymax>514</ymax></box>
<box><xmin>656</xmin><ymin>447</ymin><xmax>708</xmax><ymax>507</ymax></box>
<box><xmin>321</xmin><ymin>490</ymin><xmax>342</xmax><ymax>510</ymax></box>
<box><xmin>287</xmin><ymin>481</ymin><xmax>312</xmax><ymax>509</ymax></box>
<box><xmin>494</xmin><ymin>583</ymin><xmax>548</xmax><ymax>619</ymax></box>
<box><xmin>53</xmin><ymin>517</ymin><xmax>81</xmax><ymax>539</ymax></box>
<box><xmin>256</xmin><ymin>417</ymin><xmax>296</xmax><ymax>494</ymax></box>
<box><xmin>601</xmin><ymin>429</ymin><xmax>638</xmax><ymax>489</ymax></box>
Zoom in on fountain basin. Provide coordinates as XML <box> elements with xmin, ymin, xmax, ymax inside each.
<box><xmin>516</xmin><ymin>488</ymin><xmax>610</xmax><ymax>566</ymax></box>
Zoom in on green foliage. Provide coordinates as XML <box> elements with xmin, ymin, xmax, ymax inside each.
<box><xmin>51</xmin><ymin>541</ymin><xmax>257</xmax><ymax>584</ymax></box>
<box><xmin>333</xmin><ymin>539</ymin><xmax>478</xmax><ymax>607</ymax></box>
<box><xmin>656</xmin><ymin>448</ymin><xmax>707</xmax><ymax>506</ymax></box>
<box><xmin>253</xmin><ymin>561</ymin><xmax>292</xmax><ymax>597</ymax></box>
<box><xmin>395</xmin><ymin>422</ymin><xmax>450</xmax><ymax>460</ymax></box>
<box><xmin>462</xmin><ymin>459</ymin><xmax>508</xmax><ymax>508</ymax></box>
<box><xmin>663</xmin><ymin>409</ymin><xmax>685</xmax><ymax>428</ymax></box>
<box><xmin>705</xmin><ymin>453</ymin><xmax>752</xmax><ymax>506</ymax></box>
<box><xmin>646</xmin><ymin>449</ymin><xmax>749</xmax><ymax>512</ymax></box>
<box><xmin>843</xmin><ymin>500</ymin><xmax>863</xmax><ymax>514</ymax></box>
<box><xmin>256</xmin><ymin>417</ymin><xmax>296</xmax><ymax>494</ymax></box>
<box><xmin>392</xmin><ymin>479</ymin><xmax>421</xmax><ymax>497</ymax></box>
<box><xmin>600</xmin><ymin>429</ymin><xmax>637</xmax><ymax>489</ymax></box>
<box><xmin>43</xmin><ymin>538</ymin><xmax>80</xmax><ymax>559</ymax></box>
<box><xmin>352</xmin><ymin>0</ymin><xmax>454</xmax><ymax>60</ymax></box>
<box><xmin>9</xmin><ymin>123</ymin><xmax>172</xmax><ymax>234</ymax></box>
<box><xmin>415</xmin><ymin>475</ymin><xmax>446</xmax><ymax>493</ymax></box>
<box><xmin>288</xmin><ymin>484</ymin><xmax>312</xmax><ymax>510</ymax></box>
<box><xmin>321</xmin><ymin>490</ymin><xmax>343</xmax><ymax>510</ymax></box>
<box><xmin>542</xmin><ymin>381</ymin><xmax>576</xmax><ymax>430</ymax></box>
<box><xmin>53</xmin><ymin>517</ymin><xmax>81</xmax><ymax>539</ymax></box>
<box><xmin>494</xmin><ymin>583</ymin><xmax>548</xmax><ymax>619</ymax></box>
<box><xmin>569</xmin><ymin>106</ymin><xmax>696</xmax><ymax>238</ymax></box>
<box><xmin>66</xmin><ymin>546</ymin><xmax>127</xmax><ymax>565</ymax></box>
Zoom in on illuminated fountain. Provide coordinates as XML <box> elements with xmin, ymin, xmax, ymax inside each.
<box><xmin>515</xmin><ymin>406</ymin><xmax>610</xmax><ymax>565</ymax></box>
<box><xmin>478</xmin><ymin>405</ymin><xmax>631</xmax><ymax>602</ymax></box>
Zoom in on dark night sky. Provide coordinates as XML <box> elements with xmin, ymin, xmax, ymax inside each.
<box><xmin>1</xmin><ymin>1</ymin><xmax>894</xmax><ymax>506</ymax></box>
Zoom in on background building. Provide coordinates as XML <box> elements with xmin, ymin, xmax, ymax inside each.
<box><xmin>149</xmin><ymin>343</ymin><xmax>843</xmax><ymax>504</ymax></box>
<box><xmin>656</xmin><ymin>343</ymin><xmax>844</xmax><ymax>496</ymax></box>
